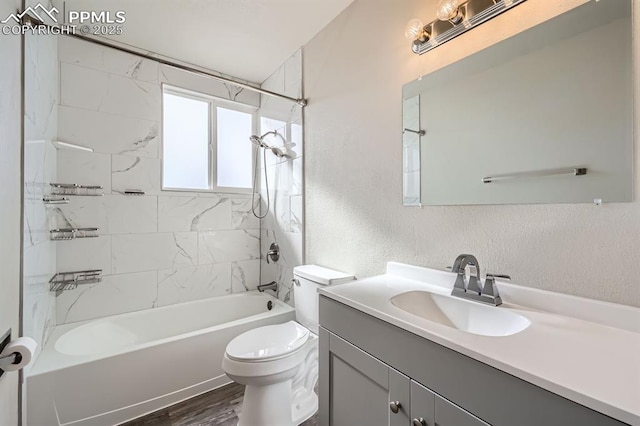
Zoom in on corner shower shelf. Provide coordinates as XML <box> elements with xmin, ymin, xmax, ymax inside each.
<box><xmin>50</xmin><ymin>183</ymin><xmax>104</xmax><ymax>197</ymax></box>
<box><xmin>50</xmin><ymin>228</ymin><xmax>99</xmax><ymax>241</ymax></box>
<box><xmin>49</xmin><ymin>270</ymin><xmax>102</xmax><ymax>291</ymax></box>
<box><xmin>43</xmin><ymin>195</ymin><xmax>70</xmax><ymax>205</ymax></box>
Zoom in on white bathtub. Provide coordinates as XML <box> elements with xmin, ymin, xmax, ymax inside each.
<box><xmin>26</xmin><ymin>292</ymin><xmax>295</xmax><ymax>426</ymax></box>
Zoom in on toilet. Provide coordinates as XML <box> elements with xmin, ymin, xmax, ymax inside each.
<box><xmin>222</xmin><ymin>265</ymin><xmax>354</xmax><ymax>426</ymax></box>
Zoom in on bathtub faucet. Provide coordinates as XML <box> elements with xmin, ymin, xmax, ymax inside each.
<box><xmin>257</xmin><ymin>281</ymin><xmax>278</xmax><ymax>292</ymax></box>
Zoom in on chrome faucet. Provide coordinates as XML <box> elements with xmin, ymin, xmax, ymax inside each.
<box><xmin>450</xmin><ymin>254</ymin><xmax>508</xmax><ymax>306</ymax></box>
<box><xmin>257</xmin><ymin>281</ymin><xmax>278</xmax><ymax>292</ymax></box>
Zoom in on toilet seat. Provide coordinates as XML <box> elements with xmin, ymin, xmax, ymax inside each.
<box><xmin>226</xmin><ymin>321</ymin><xmax>310</xmax><ymax>362</ymax></box>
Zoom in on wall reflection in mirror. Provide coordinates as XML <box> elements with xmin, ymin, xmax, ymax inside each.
<box><xmin>402</xmin><ymin>0</ymin><xmax>633</xmax><ymax>206</ymax></box>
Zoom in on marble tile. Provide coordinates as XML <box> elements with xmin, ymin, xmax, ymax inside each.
<box><xmin>58</xmin><ymin>106</ymin><xmax>159</xmax><ymax>158</ymax></box>
<box><xmin>112</xmin><ymin>154</ymin><xmax>161</xmax><ymax>195</ymax></box>
<box><xmin>23</xmin><ymin>241</ymin><xmax>57</xmax><ymax>351</ymax></box>
<box><xmin>104</xmin><ymin>195</ymin><xmax>158</xmax><ymax>234</ymax></box>
<box><xmin>57</xmin><ymin>149</ymin><xmax>111</xmax><ymax>193</ymax></box>
<box><xmin>157</xmin><ymin>263</ymin><xmax>231</xmax><ymax>306</ymax></box>
<box><xmin>56</xmin><ymin>271</ymin><xmax>158</xmax><ymax>324</ymax></box>
<box><xmin>111</xmin><ymin>232</ymin><xmax>197</xmax><ymax>274</ymax></box>
<box><xmin>231</xmin><ymin>197</ymin><xmax>260</xmax><ymax>230</ymax></box>
<box><xmin>58</xmin><ymin>37</ymin><xmax>159</xmax><ymax>83</ymax></box>
<box><xmin>159</xmin><ymin>64</ymin><xmax>260</xmax><ymax>107</ymax></box>
<box><xmin>260</xmin><ymin>227</ymin><xmax>300</xmax><ymax>306</ymax></box>
<box><xmin>54</xmin><ymin>196</ymin><xmax>105</xmax><ymax>231</ymax></box>
<box><xmin>24</xmin><ymin>33</ymin><xmax>58</xmax><ymax>141</ymax></box>
<box><xmin>24</xmin><ymin>140</ymin><xmax>57</xmax><ymax>247</ymax></box>
<box><xmin>158</xmin><ymin>195</ymin><xmax>232</xmax><ymax>232</ymax></box>
<box><xmin>231</xmin><ymin>260</ymin><xmax>261</xmax><ymax>293</ymax></box>
<box><xmin>55</xmin><ymin>195</ymin><xmax>157</xmax><ymax>235</ymax></box>
<box><xmin>56</xmin><ymin>235</ymin><xmax>112</xmax><ymax>275</ymax></box>
<box><xmin>60</xmin><ymin>62</ymin><xmax>161</xmax><ymax>122</ymax></box>
<box><xmin>274</xmin><ymin>265</ymin><xmax>295</xmax><ymax>305</ymax></box>
<box><xmin>198</xmin><ymin>230</ymin><xmax>260</xmax><ymax>265</ymax></box>
<box><xmin>23</xmin><ymin>28</ymin><xmax>58</xmax><ymax>367</ymax></box>
<box><xmin>260</xmin><ymin>228</ymin><xmax>302</xmax><ymax>267</ymax></box>
<box><xmin>290</xmin><ymin>195</ymin><xmax>303</xmax><ymax>234</ymax></box>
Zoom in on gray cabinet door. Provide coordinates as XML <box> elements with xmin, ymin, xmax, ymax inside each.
<box><xmin>411</xmin><ymin>381</ymin><xmax>436</xmax><ymax>426</ymax></box>
<box><xmin>435</xmin><ymin>395</ymin><xmax>490</xmax><ymax>426</ymax></box>
<box><xmin>390</xmin><ymin>369</ymin><xmax>411</xmax><ymax>426</ymax></box>
<box><xmin>321</xmin><ymin>330</ymin><xmax>413</xmax><ymax>426</ymax></box>
<box><xmin>325</xmin><ymin>332</ymin><xmax>390</xmax><ymax>425</ymax></box>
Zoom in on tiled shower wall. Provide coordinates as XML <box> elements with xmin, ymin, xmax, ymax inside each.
<box><xmin>259</xmin><ymin>51</ymin><xmax>304</xmax><ymax>305</ymax></box>
<box><xmin>23</xmin><ymin>31</ymin><xmax>58</xmax><ymax>360</ymax></box>
<box><xmin>54</xmin><ymin>37</ymin><xmax>264</xmax><ymax>324</ymax></box>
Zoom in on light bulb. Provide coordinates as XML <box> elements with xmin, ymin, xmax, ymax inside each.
<box><xmin>436</xmin><ymin>0</ymin><xmax>464</xmax><ymax>24</ymax></box>
<box><xmin>404</xmin><ymin>18</ymin><xmax>424</xmax><ymax>40</ymax></box>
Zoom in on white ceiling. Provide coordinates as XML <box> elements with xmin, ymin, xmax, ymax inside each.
<box><xmin>58</xmin><ymin>0</ymin><xmax>354</xmax><ymax>83</ymax></box>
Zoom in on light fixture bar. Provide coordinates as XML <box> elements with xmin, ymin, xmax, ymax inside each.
<box><xmin>412</xmin><ymin>0</ymin><xmax>528</xmax><ymax>55</ymax></box>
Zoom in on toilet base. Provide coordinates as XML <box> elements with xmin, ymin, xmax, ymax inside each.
<box><xmin>237</xmin><ymin>380</ymin><xmax>317</xmax><ymax>426</ymax></box>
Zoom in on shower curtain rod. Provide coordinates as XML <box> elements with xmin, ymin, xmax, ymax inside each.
<box><xmin>23</xmin><ymin>15</ymin><xmax>308</xmax><ymax>107</ymax></box>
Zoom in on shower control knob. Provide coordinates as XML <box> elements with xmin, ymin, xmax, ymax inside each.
<box><xmin>412</xmin><ymin>418</ymin><xmax>427</xmax><ymax>426</ymax></box>
<box><xmin>389</xmin><ymin>401</ymin><xmax>402</xmax><ymax>414</ymax></box>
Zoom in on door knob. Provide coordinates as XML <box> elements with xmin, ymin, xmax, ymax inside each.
<box><xmin>412</xmin><ymin>418</ymin><xmax>426</xmax><ymax>426</ymax></box>
<box><xmin>389</xmin><ymin>401</ymin><xmax>401</xmax><ymax>414</ymax></box>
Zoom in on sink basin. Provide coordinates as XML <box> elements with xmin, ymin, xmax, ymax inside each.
<box><xmin>390</xmin><ymin>291</ymin><xmax>530</xmax><ymax>337</ymax></box>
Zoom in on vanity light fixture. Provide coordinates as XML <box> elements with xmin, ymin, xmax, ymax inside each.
<box><xmin>407</xmin><ymin>0</ymin><xmax>527</xmax><ymax>55</ymax></box>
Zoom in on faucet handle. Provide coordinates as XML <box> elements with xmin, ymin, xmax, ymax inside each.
<box><xmin>482</xmin><ymin>273</ymin><xmax>508</xmax><ymax>306</ymax></box>
<box><xmin>486</xmin><ymin>273</ymin><xmax>511</xmax><ymax>281</ymax></box>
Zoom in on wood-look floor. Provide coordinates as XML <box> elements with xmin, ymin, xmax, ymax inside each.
<box><xmin>122</xmin><ymin>382</ymin><xmax>318</xmax><ymax>426</ymax></box>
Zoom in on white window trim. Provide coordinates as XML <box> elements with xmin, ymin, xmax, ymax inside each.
<box><xmin>161</xmin><ymin>84</ymin><xmax>258</xmax><ymax>195</ymax></box>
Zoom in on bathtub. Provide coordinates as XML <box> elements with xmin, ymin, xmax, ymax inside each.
<box><xmin>26</xmin><ymin>292</ymin><xmax>294</xmax><ymax>426</ymax></box>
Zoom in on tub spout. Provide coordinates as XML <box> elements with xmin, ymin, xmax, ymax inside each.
<box><xmin>257</xmin><ymin>281</ymin><xmax>278</xmax><ymax>292</ymax></box>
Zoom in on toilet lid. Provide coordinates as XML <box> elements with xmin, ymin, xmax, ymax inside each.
<box><xmin>226</xmin><ymin>321</ymin><xmax>309</xmax><ymax>362</ymax></box>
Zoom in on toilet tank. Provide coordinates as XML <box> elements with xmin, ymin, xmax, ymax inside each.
<box><xmin>293</xmin><ymin>265</ymin><xmax>354</xmax><ymax>334</ymax></box>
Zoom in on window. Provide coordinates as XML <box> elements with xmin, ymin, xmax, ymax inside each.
<box><xmin>162</xmin><ymin>86</ymin><xmax>255</xmax><ymax>192</ymax></box>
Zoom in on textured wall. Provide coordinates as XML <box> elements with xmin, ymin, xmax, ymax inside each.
<box><xmin>303</xmin><ymin>0</ymin><xmax>640</xmax><ymax>307</ymax></box>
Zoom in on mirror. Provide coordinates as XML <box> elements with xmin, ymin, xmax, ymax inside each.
<box><xmin>402</xmin><ymin>1</ymin><xmax>632</xmax><ymax>206</ymax></box>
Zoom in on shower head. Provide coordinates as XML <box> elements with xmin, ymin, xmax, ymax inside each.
<box><xmin>249</xmin><ymin>135</ymin><xmax>264</xmax><ymax>147</ymax></box>
<box><xmin>249</xmin><ymin>130</ymin><xmax>295</xmax><ymax>159</ymax></box>
<box><xmin>249</xmin><ymin>131</ymin><xmax>280</xmax><ymax>149</ymax></box>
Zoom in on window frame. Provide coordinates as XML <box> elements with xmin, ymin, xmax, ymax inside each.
<box><xmin>161</xmin><ymin>84</ymin><xmax>258</xmax><ymax>194</ymax></box>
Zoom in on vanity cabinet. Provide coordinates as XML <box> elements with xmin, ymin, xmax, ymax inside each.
<box><xmin>318</xmin><ymin>295</ymin><xmax>628</xmax><ymax>426</ymax></box>
<box><xmin>320</xmin><ymin>327</ymin><xmax>490</xmax><ymax>426</ymax></box>
<box><xmin>319</xmin><ymin>327</ymin><xmax>410</xmax><ymax>425</ymax></box>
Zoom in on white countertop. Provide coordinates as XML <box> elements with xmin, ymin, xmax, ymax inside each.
<box><xmin>319</xmin><ymin>262</ymin><xmax>640</xmax><ymax>425</ymax></box>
